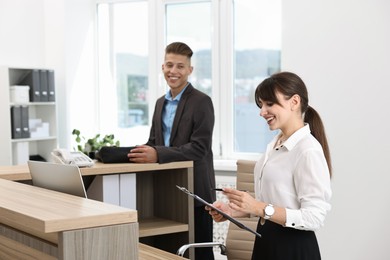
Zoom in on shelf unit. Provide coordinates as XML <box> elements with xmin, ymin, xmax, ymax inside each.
<box><xmin>135</xmin><ymin>167</ymin><xmax>194</xmax><ymax>258</ymax></box>
<box><xmin>0</xmin><ymin>67</ymin><xmax>58</xmax><ymax>165</ymax></box>
<box><xmin>84</xmin><ymin>162</ymin><xmax>195</xmax><ymax>258</ymax></box>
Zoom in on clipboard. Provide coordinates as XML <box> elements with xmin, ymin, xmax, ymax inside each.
<box><xmin>176</xmin><ymin>185</ymin><xmax>261</xmax><ymax>238</ymax></box>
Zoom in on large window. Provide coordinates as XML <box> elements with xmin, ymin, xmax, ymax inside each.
<box><xmin>96</xmin><ymin>0</ymin><xmax>281</xmax><ymax>158</ymax></box>
<box><xmin>166</xmin><ymin>2</ymin><xmax>212</xmax><ymax>96</ymax></box>
<box><xmin>97</xmin><ymin>1</ymin><xmax>149</xmax><ymax>145</ymax></box>
<box><xmin>233</xmin><ymin>0</ymin><xmax>281</xmax><ymax>154</ymax></box>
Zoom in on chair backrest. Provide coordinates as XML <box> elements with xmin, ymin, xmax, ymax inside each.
<box><xmin>225</xmin><ymin>159</ymin><xmax>258</xmax><ymax>260</ymax></box>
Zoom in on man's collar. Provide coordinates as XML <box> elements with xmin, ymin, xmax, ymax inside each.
<box><xmin>165</xmin><ymin>82</ymin><xmax>190</xmax><ymax>101</ymax></box>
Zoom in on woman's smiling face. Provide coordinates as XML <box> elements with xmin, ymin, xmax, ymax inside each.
<box><xmin>259</xmin><ymin>91</ymin><xmax>294</xmax><ymax>132</ymax></box>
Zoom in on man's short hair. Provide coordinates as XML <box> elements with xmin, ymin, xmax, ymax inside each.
<box><xmin>165</xmin><ymin>42</ymin><xmax>193</xmax><ymax>59</ymax></box>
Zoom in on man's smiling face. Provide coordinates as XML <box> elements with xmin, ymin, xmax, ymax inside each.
<box><xmin>162</xmin><ymin>53</ymin><xmax>193</xmax><ymax>97</ymax></box>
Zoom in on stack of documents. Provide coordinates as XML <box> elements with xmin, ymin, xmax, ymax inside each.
<box><xmin>29</xmin><ymin>119</ymin><xmax>50</xmax><ymax>138</ymax></box>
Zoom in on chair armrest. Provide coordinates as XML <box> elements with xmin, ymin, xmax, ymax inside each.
<box><xmin>176</xmin><ymin>242</ymin><xmax>227</xmax><ymax>256</ymax></box>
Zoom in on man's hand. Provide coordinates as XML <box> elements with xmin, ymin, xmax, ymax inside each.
<box><xmin>127</xmin><ymin>145</ymin><xmax>158</xmax><ymax>163</ymax></box>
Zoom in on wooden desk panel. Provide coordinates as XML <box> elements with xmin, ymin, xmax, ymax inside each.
<box><xmin>0</xmin><ymin>161</ymin><xmax>194</xmax><ymax>259</ymax></box>
<box><xmin>0</xmin><ymin>178</ymin><xmax>139</xmax><ymax>259</ymax></box>
<box><xmin>0</xmin><ymin>222</ymin><xmax>139</xmax><ymax>260</ymax></box>
<box><xmin>0</xmin><ymin>179</ymin><xmax>137</xmax><ymax>233</ymax></box>
<box><xmin>0</xmin><ymin>234</ymin><xmax>56</xmax><ymax>260</ymax></box>
<box><xmin>0</xmin><ymin>164</ymin><xmax>30</xmax><ymax>180</ymax></box>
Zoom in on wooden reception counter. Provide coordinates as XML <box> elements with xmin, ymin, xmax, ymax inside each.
<box><xmin>0</xmin><ymin>161</ymin><xmax>194</xmax><ymax>259</ymax></box>
<box><xmin>0</xmin><ymin>178</ymin><xmax>138</xmax><ymax>259</ymax></box>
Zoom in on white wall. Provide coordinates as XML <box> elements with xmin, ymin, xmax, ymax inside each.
<box><xmin>0</xmin><ymin>0</ymin><xmax>45</xmax><ymax>66</ymax></box>
<box><xmin>1</xmin><ymin>0</ymin><xmax>390</xmax><ymax>259</ymax></box>
<box><xmin>0</xmin><ymin>0</ymin><xmax>97</xmax><ymax>148</ymax></box>
<box><xmin>283</xmin><ymin>1</ymin><xmax>390</xmax><ymax>259</ymax></box>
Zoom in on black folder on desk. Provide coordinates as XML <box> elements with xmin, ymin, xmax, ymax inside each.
<box><xmin>95</xmin><ymin>146</ymin><xmax>136</xmax><ymax>163</ymax></box>
<box><xmin>176</xmin><ymin>185</ymin><xmax>262</xmax><ymax>238</ymax></box>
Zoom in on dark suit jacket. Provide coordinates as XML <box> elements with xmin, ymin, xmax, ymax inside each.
<box><xmin>146</xmin><ymin>84</ymin><xmax>216</xmax><ymax>206</ymax></box>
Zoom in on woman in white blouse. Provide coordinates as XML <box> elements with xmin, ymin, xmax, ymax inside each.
<box><xmin>207</xmin><ymin>71</ymin><xmax>332</xmax><ymax>260</ymax></box>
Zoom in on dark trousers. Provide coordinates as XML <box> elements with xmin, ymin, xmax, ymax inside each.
<box><xmin>251</xmin><ymin>220</ymin><xmax>321</xmax><ymax>260</ymax></box>
<box><xmin>194</xmin><ymin>206</ymin><xmax>215</xmax><ymax>260</ymax></box>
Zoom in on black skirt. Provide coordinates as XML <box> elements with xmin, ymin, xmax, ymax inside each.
<box><xmin>251</xmin><ymin>219</ymin><xmax>321</xmax><ymax>260</ymax></box>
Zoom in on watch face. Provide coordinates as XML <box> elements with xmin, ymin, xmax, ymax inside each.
<box><xmin>265</xmin><ymin>205</ymin><xmax>275</xmax><ymax>216</ymax></box>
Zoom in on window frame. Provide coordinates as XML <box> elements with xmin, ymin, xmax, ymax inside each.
<box><xmin>95</xmin><ymin>0</ymin><xmax>279</xmax><ymax>160</ymax></box>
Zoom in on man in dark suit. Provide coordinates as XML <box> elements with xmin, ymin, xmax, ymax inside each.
<box><xmin>128</xmin><ymin>42</ymin><xmax>216</xmax><ymax>260</ymax></box>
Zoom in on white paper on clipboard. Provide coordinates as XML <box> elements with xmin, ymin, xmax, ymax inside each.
<box><xmin>176</xmin><ymin>185</ymin><xmax>261</xmax><ymax>238</ymax></box>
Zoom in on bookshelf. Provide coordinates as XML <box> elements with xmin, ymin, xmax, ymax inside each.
<box><xmin>0</xmin><ymin>67</ymin><xmax>58</xmax><ymax>165</ymax></box>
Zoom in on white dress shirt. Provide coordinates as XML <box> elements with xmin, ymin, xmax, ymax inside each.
<box><xmin>254</xmin><ymin>124</ymin><xmax>332</xmax><ymax>231</ymax></box>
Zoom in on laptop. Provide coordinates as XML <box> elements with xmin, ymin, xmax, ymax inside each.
<box><xmin>28</xmin><ymin>160</ymin><xmax>87</xmax><ymax>198</ymax></box>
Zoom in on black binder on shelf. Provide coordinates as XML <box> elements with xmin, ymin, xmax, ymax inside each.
<box><xmin>20</xmin><ymin>69</ymin><xmax>41</xmax><ymax>102</ymax></box>
<box><xmin>21</xmin><ymin>106</ymin><xmax>30</xmax><ymax>138</ymax></box>
<box><xmin>47</xmin><ymin>70</ymin><xmax>55</xmax><ymax>101</ymax></box>
<box><xmin>39</xmin><ymin>70</ymin><xmax>49</xmax><ymax>102</ymax></box>
<box><xmin>10</xmin><ymin>106</ymin><xmax>22</xmax><ymax>139</ymax></box>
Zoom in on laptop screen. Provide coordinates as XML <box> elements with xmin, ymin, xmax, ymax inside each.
<box><xmin>27</xmin><ymin>160</ymin><xmax>87</xmax><ymax>198</ymax></box>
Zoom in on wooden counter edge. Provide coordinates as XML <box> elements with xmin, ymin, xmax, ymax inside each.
<box><xmin>139</xmin><ymin>243</ymin><xmax>188</xmax><ymax>260</ymax></box>
<box><xmin>0</xmin><ymin>165</ymin><xmax>30</xmax><ymax>180</ymax></box>
<box><xmin>0</xmin><ymin>161</ymin><xmax>194</xmax><ymax>181</ymax></box>
<box><xmin>0</xmin><ymin>179</ymin><xmax>137</xmax><ymax>233</ymax></box>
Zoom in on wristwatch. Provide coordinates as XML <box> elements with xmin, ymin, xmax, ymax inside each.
<box><xmin>263</xmin><ymin>204</ymin><xmax>275</xmax><ymax>220</ymax></box>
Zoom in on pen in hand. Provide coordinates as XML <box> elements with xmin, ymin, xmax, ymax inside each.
<box><xmin>211</xmin><ymin>188</ymin><xmax>248</xmax><ymax>192</ymax></box>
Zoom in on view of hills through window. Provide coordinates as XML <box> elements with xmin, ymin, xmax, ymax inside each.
<box><xmin>116</xmin><ymin>48</ymin><xmax>279</xmax><ymax>126</ymax></box>
<box><xmin>97</xmin><ymin>0</ymin><xmax>280</xmax><ymax>154</ymax></box>
<box><xmin>116</xmin><ymin>48</ymin><xmax>280</xmax><ymax>152</ymax></box>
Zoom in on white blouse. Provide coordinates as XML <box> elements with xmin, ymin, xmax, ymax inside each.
<box><xmin>254</xmin><ymin>124</ymin><xmax>332</xmax><ymax>231</ymax></box>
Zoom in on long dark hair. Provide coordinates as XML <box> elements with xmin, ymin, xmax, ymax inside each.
<box><xmin>255</xmin><ymin>72</ymin><xmax>332</xmax><ymax>177</ymax></box>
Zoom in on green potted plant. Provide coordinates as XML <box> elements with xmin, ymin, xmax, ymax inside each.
<box><xmin>72</xmin><ymin>129</ymin><xmax>120</xmax><ymax>159</ymax></box>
